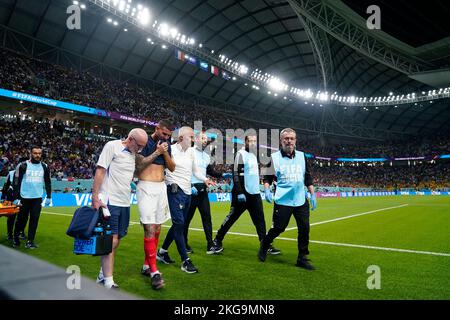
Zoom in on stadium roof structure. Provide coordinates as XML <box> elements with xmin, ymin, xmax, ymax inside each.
<box><xmin>0</xmin><ymin>0</ymin><xmax>449</xmax><ymax>140</ymax></box>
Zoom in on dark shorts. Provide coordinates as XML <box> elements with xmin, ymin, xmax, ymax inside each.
<box><xmin>107</xmin><ymin>205</ymin><xmax>130</xmax><ymax>239</ymax></box>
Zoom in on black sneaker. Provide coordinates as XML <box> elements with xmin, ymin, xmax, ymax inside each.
<box><xmin>296</xmin><ymin>258</ymin><xmax>315</xmax><ymax>270</ymax></box>
<box><xmin>213</xmin><ymin>239</ymin><xmax>223</xmax><ymax>253</ymax></box>
<box><xmin>267</xmin><ymin>245</ymin><xmax>281</xmax><ymax>255</ymax></box>
<box><xmin>19</xmin><ymin>232</ymin><xmax>26</xmax><ymax>240</ymax></box>
<box><xmin>157</xmin><ymin>251</ymin><xmax>175</xmax><ymax>264</ymax></box>
<box><xmin>12</xmin><ymin>239</ymin><xmax>20</xmax><ymax>248</ymax></box>
<box><xmin>151</xmin><ymin>273</ymin><xmax>165</xmax><ymax>290</ymax></box>
<box><xmin>186</xmin><ymin>246</ymin><xmax>194</xmax><ymax>254</ymax></box>
<box><xmin>6</xmin><ymin>234</ymin><xmax>12</xmax><ymax>241</ymax></box>
<box><xmin>181</xmin><ymin>259</ymin><xmax>198</xmax><ymax>274</ymax></box>
<box><xmin>206</xmin><ymin>245</ymin><xmax>218</xmax><ymax>255</ymax></box>
<box><xmin>25</xmin><ymin>241</ymin><xmax>38</xmax><ymax>249</ymax></box>
<box><xmin>258</xmin><ymin>242</ymin><xmax>268</xmax><ymax>262</ymax></box>
<box><xmin>141</xmin><ymin>267</ymin><xmax>151</xmax><ymax>277</ymax></box>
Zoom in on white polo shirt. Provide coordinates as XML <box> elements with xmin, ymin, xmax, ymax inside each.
<box><xmin>97</xmin><ymin>140</ymin><xmax>135</xmax><ymax>207</ymax></box>
<box><xmin>165</xmin><ymin>143</ymin><xmax>207</xmax><ymax>195</ymax></box>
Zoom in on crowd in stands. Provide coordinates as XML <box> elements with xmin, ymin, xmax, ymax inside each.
<box><xmin>0</xmin><ymin>48</ymin><xmax>255</xmax><ymax>131</ymax></box>
<box><xmin>0</xmin><ymin>117</ymin><xmax>106</xmax><ymax>179</ymax></box>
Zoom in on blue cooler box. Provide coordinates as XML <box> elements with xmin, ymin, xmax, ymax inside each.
<box><xmin>73</xmin><ymin>235</ymin><xmax>113</xmax><ymax>256</ymax></box>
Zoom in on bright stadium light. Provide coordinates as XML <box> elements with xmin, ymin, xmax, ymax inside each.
<box><xmin>238</xmin><ymin>65</ymin><xmax>248</xmax><ymax>74</ymax></box>
<box><xmin>170</xmin><ymin>27</ymin><xmax>178</xmax><ymax>38</ymax></box>
<box><xmin>118</xmin><ymin>0</ymin><xmax>126</xmax><ymax>11</ymax></box>
<box><xmin>268</xmin><ymin>77</ymin><xmax>286</xmax><ymax>92</ymax></box>
<box><xmin>159</xmin><ymin>23</ymin><xmax>169</xmax><ymax>36</ymax></box>
<box><xmin>137</xmin><ymin>8</ymin><xmax>150</xmax><ymax>25</ymax></box>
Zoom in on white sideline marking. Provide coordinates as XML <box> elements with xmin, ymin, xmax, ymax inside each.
<box><xmin>285</xmin><ymin>204</ymin><xmax>409</xmax><ymax>231</ymax></box>
<box><xmin>41</xmin><ymin>208</ymin><xmax>450</xmax><ymax>257</ymax></box>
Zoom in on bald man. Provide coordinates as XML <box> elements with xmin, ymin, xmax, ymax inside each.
<box><xmin>92</xmin><ymin>128</ymin><xmax>148</xmax><ymax>289</ymax></box>
<box><xmin>158</xmin><ymin>126</ymin><xmax>215</xmax><ymax>274</ymax></box>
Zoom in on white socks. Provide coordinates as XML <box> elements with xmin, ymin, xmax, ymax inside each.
<box><xmin>104</xmin><ymin>276</ymin><xmax>115</xmax><ymax>288</ymax></box>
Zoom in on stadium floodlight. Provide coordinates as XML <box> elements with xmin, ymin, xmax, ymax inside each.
<box><xmin>124</xmin><ymin>28</ymin><xmax>128</xmax><ymax>32</ymax></box>
<box><xmin>238</xmin><ymin>65</ymin><xmax>248</xmax><ymax>74</ymax></box>
<box><xmin>112</xmin><ymin>0</ymin><xmax>119</xmax><ymax>7</ymax></box>
<box><xmin>268</xmin><ymin>77</ymin><xmax>287</xmax><ymax>92</ymax></box>
<box><xmin>107</xmin><ymin>18</ymin><xmax>112</xmax><ymax>23</ymax></box>
<box><xmin>170</xmin><ymin>28</ymin><xmax>178</xmax><ymax>38</ymax></box>
<box><xmin>189</xmin><ymin>38</ymin><xmax>195</xmax><ymax>45</ymax></box>
<box><xmin>137</xmin><ymin>7</ymin><xmax>150</xmax><ymax>25</ymax></box>
<box><xmin>113</xmin><ymin>21</ymin><xmax>118</xmax><ymax>26</ymax></box>
<box><xmin>73</xmin><ymin>0</ymin><xmax>79</xmax><ymax>5</ymax></box>
<box><xmin>118</xmin><ymin>0</ymin><xmax>126</xmax><ymax>11</ymax></box>
<box><xmin>161</xmin><ymin>44</ymin><xmax>167</xmax><ymax>49</ymax></box>
<box><xmin>159</xmin><ymin>23</ymin><xmax>169</xmax><ymax>36</ymax></box>
<box><xmin>199</xmin><ymin>43</ymin><xmax>202</xmax><ymax>48</ymax></box>
<box><xmin>80</xmin><ymin>3</ymin><xmax>86</xmax><ymax>9</ymax></box>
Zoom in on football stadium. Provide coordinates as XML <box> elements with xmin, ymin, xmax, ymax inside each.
<box><xmin>0</xmin><ymin>0</ymin><xmax>449</xmax><ymax>304</ymax></box>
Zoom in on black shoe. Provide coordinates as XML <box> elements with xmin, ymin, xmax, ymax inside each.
<box><xmin>267</xmin><ymin>245</ymin><xmax>281</xmax><ymax>255</ymax></box>
<box><xmin>19</xmin><ymin>232</ymin><xmax>26</xmax><ymax>240</ymax></box>
<box><xmin>258</xmin><ymin>242</ymin><xmax>268</xmax><ymax>262</ymax></box>
<box><xmin>151</xmin><ymin>273</ymin><xmax>165</xmax><ymax>290</ymax></box>
<box><xmin>206</xmin><ymin>244</ymin><xmax>222</xmax><ymax>255</ymax></box>
<box><xmin>12</xmin><ymin>239</ymin><xmax>20</xmax><ymax>248</ymax></box>
<box><xmin>296</xmin><ymin>258</ymin><xmax>315</xmax><ymax>270</ymax></box>
<box><xmin>186</xmin><ymin>246</ymin><xmax>194</xmax><ymax>254</ymax></box>
<box><xmin>157</xmin><ymin>251</ymin><xmax>175</xmax><ymax>264</ymax></box>
<box><xmin>181</xmin><ymin>259</ymin><xmax>198</xmax><ymax>274</ymax></box>
<box><xmin>25</xmin><ymin>241</ymin><xmax>38</xmax><ymax>249</ymax></box>
<box><xmin>213</xmin><ymin>239</ymin><xmax>223</xmax><ymax>253</ymax></box>
<box><xmin>141</xmin><ymin>267</ymin><xmax>151</xmax><ymax>277</ymax></box>
<box><xmin>6</xmin><ymin>234</ymin><xmax>12</xmax><ymax>241</ymax></box>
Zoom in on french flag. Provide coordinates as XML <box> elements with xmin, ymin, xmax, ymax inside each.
<box><xmin>175</xmin><ymin>49</ymin><xmax>186</xmax><ymax>61</ymax></box>
<box><xmin>210</xmin><ymin>65</ymin><xmax>219</xmax><ymax>76</ymax></box>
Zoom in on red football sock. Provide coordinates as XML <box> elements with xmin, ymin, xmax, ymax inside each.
<box><xmin>144</xmin><ymin>237</ymin><xmax>157</xmax><ymax>273</ymax></box>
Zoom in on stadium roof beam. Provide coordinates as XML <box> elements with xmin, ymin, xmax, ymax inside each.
<box><xmin>286</xmin><ymin>0</ymin><xmax>431</xmax><ymax>75</ymax></box>
<box><xmin>293</xmin><ymin>12</ymin><xmax>333</xmax><ymax>90</ymax></box>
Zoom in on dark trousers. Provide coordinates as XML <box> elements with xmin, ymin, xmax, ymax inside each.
<box><xmin>161</xmin><ymin>186</ymin><xmax>191</xmax><ymax>262</ymax></box>
<box><xmin>7</xmin><ymin>214</ymin><xmax>21</xmax><ymax>237</ymax></box>
<box><xmin>215</xmin><ymin>192</ymin><xmax>267</xmax><ymax>242</ymax></box>
<box><xmin>14</xmin><ymin>198</ymin><xmax>42</xmax><ymax>242</ymax></box>
<box><xmin>262</xmin><ymin>201</ymin><xmax>310</xmax><ymax>258</ymax></box>
<box><xmin>184</xmin><ymin>185</ymin><xmax>214</xmax><ymax>249</ymax></box>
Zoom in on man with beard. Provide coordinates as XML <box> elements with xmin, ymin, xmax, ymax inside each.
<box><xmin>12</xmin><ymin>147</ymin><xmax>52</xmax><ymax>249</ymax></box>
<box><xmin>135</xmin><ymin>119</ymin><xmax>176</xmax><ymax>290</ymax></box>
<box><xmin>258</xmin><ymin>128</ymin><xmax>317</xmax><ymax>270</ymax></box>
<box><xmin>213</xmin><ymin>135</ymin><xmax>280</xmax><ymax>255</ymax></box>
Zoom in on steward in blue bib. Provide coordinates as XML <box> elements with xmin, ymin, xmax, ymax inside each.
<box><xmin>213</xmin><ymin>135</ymin><xmax>280</xmax><ymax>254</ymax></box>
<box><xmin>259</xmin><ymin>128</ymin><xmax>316</xmax><ymax>270</ymax></box>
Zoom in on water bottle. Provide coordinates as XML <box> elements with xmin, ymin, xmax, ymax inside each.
<box><xmin>105</xmin><ymin>223</ymin><xmax>112</xmax><ymax>235</ymax></box>
<box><xmin>94</xmin><ymin>222</ymin><xmax>103</xmax><ymax>236</ymax></box>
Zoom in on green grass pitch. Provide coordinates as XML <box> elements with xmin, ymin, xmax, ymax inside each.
<box><xmin>1</xmin><ymin>196</ymin><xmax>450</xmax><ymax>299</ymax></box>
